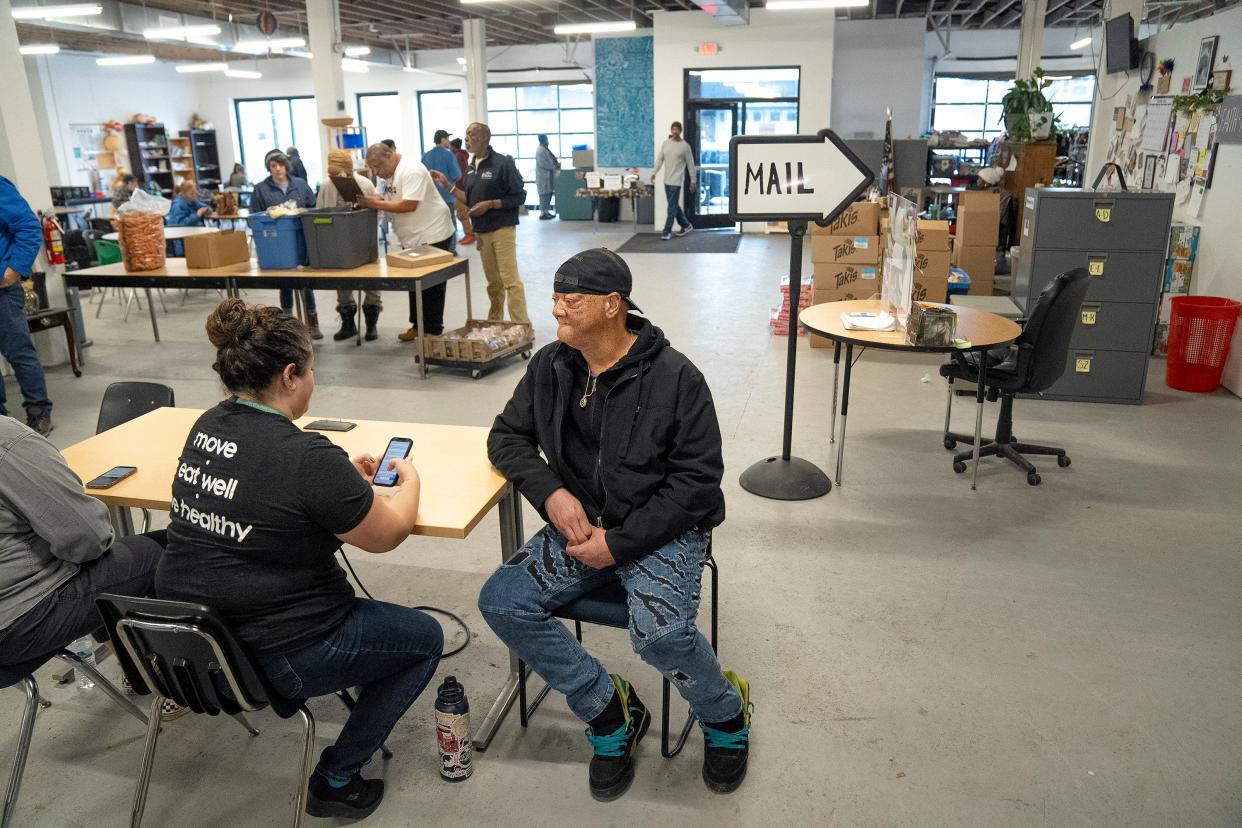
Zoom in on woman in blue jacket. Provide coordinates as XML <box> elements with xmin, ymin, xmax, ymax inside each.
<box><xmin>250</xmin><ymin>151</ymin><xmax>321</xmax><ymax>339</ymax></box>
<box><xmin>0</xmin><ymin>176</ymin><xmax>53</xmax><ymax>435</ymax></box>
<box><xmin>167</xmin><ymin>181</ymin><xmax>211</xmax><ymax>227</ymax></box>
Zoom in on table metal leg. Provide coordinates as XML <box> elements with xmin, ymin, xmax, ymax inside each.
<box><xmin>144</xmin><ymin>289</ymin><xmax>160</xmax><ymax>342</ymax></box>
<box><xmin>971</xmin><ymin>358</ymin><xmax>987</xmax><ymax>491</ymax></box>
<box><xmin>355</xmin><ymin>289</ymin><xmax>363</xmax><ymax>347</ymax></box>
<box><xmin>293</xmin><ymin>290</ymin><xmax>306</xmax><ymax>324</ymax></box>
<box><xmin>464</xmin><ymin>266</ymin><xmax>473</xmax><ymax>321</ymax></box>
<box><xmin>834</xmin><ymin>343</ymin><xmax>854</xmax><ymax>486</ymax></box>
<box><xmin>414</xmin><ymin>282</ymin><xmax>427</xmax><ymax>380</ymax></box>
<box><xmin>474</xmin><ymin>484</ymin><xmax>525</xmax><ymax>752</ymax></box>
<box><xmin>108</xmin><ymin>505</ymin><xmax>134</xmax><ymax>537</ymax></box>
<box><xmin>830</xmin><ymin>341</ymin><xmax>840</xmax><ymax>444</ymax></box>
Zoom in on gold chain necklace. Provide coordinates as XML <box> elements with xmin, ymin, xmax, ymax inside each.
<box><xmin>579</xmin><ymin>369</ymin><xmax>599</xmax><ymax>408</ymax></box>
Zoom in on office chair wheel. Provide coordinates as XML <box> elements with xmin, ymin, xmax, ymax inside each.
<box><xmin>952</xmin><ymin>460</ymin><xmax>967</xmax><ymax>474</ymax></box>
<box><xmin>943</xmin><ymin>437</ymin><xmax>957</xmax><ymax>450</ymax></box>
<box><xmin>1027</xmin><ymin>472</ymin><xmax>1041</xmax><ymax>486</ymax></box>
<box><xmin>1057</xmin><ymin>455</ymin><xmax>1071</xmax><ymax>468</ymax></box>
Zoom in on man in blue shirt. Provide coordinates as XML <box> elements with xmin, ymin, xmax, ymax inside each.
<box><xmin>420</xmin><ymin>130</ymin><xmax>461</xmax><ymax>243</ymax></box>
<box><xmin>0</xmin><ymin>176</ymin><xmax>53</xmax><ymax>435</ymax></box>
<box><xmin>166</xmin><ymin>181</ymin><xmax>211</xmax><ymax>227</ymax></box>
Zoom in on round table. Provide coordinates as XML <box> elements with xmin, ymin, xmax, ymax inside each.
<box><xmin>102</xmin><ymin>226</ymin><xmax>221</xmax><ymax>241</ymax></box>
<box><xmin>799</xmin><ymin>299</ymin><xmax>1022</xmax><ymax>490</ymax></box>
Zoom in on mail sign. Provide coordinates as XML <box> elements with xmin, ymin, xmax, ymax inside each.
<box><xmin>728</xmin><ymin>130</ymin><xmax>874</xmax><ymax>225</ymax></box>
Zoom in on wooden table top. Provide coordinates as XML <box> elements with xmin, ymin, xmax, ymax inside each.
<box><xmin>800</xmin><ymin>299</ymin><xmax>1021</xmax><ymax>352</ymax></box>
<box><xmin>68</xmin><ymin>256</ymin><xmax>467</xmax><ymax>282</ymax></box>
<box><xmin>102</xmin><ymin>226</ymin><xmax>221</xmax><ymax>241</ymax></box>
<box><xmin>61</xmin><ymin>407</ymin><xmax>508</xmax><ymax>540</ymax></box>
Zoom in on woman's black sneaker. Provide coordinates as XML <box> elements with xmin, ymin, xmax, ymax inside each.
<box><xmin>306</xmin><ymin>772</ymin><xmax>385</xmax><ymax>820</ymax></box>
<box><xmin>585</xmin><ymin>674</ymin><xmax>650</xmax><ymax>801</ymax></box>
<box><xmin>700</xmin><ymin>670</ymin><xmax>751</xmax><ymax>794</ymax></box>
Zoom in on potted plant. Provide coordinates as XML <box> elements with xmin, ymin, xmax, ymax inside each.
<box><xmin>1001</xmin><ymin>67</ymin><xmax>1056</xmax><ymax>142</ymax></box>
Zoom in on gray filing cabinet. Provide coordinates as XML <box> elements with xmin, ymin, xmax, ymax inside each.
<box><xmin>1013</xmin><ymin>188</ymin><xmax>1173</xmax><ymax>404</ymax></box>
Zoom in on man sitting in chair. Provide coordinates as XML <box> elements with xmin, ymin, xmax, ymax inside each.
<box><xmin>479</xmin><ymin>248</ymin><xmax>751</xmax><ymax>801</ymax></box>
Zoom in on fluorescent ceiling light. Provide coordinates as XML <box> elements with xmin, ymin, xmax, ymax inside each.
<box><xmin>234</xmin><ymin>37</ymin><xmax>305</xmax><ymax>52</ymax></box>
<box><xmin>224</xmin><ymin>68</ymin><xmax>261</xmax><ymax>79</ymax></box>
<box><xmin>175</xmin><ymin>62</ymin><xmax>227</xmax><ymax>73</ymax></box>
<box><xmin>766</xmin><ymin>0</ymin><xmax>869</xmax><ymax>9</ymax></box>
<box><xmin>343</xmin><ymin>45</ymin><xmax>370</xmax><ymax>57</ymax></box>
<box><xmin>553</xmin><ymin>20</ymin><xmax>636</xmax><ymax>35</ymax></box>
<box><xmin>342</xmin><ymin>59</ymin><xmax>369</xmax><ymax>73</ymax></box>
<box><xmin>143</xmin><ymin>23</ymin><xmax>220</xmax><ymax>40</ymax></box>
<box><xmin>11</xmin><ymin>4</ymin><xmax>101</xmax><ymax>20</ymax></box>
<box><xmin>1070</xmin><ymin>37</ymin><xmax>1092</xmax><ymax>50</ymax></box>
<box><xmin>19</xmin><ymin>44</ymin><xmax>60</xmax><ymax>55</ymax></box>
<box><xmin>96</xmin><ymin>54</ymin><xmax>156</xmax><ymax>66</ymax></box>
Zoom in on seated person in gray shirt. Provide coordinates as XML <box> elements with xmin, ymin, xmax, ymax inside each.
<box><xmin>0</xmin><ymin>416</ymin><xmax>167</xmax><ymax>668</ymax></box>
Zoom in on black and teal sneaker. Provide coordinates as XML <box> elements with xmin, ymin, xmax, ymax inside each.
<box><xmin>700</xmin><ymin>670</ymin><xmax>751</xmax><ymax>793</ymax></box>
<box><xmin>585</xmin><ymin>674</ymin><xmax>650</xmax><ymax>801</ymax></box>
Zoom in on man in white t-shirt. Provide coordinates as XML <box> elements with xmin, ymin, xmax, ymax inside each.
<box><xmin>359</xmin><ymin>143</ymin><xmax>456</xmax><ymax>340</ymax></box>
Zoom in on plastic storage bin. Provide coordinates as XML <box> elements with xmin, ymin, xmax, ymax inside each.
<box><xmin>248</xmin><ymin>214</ymin><xmax>308</xmax><ymax>269</ymax></box>
<box><xmin>300</xmin><ymin>207</ymin><xmax>378</xmax><ymax>269</ymax></box>
<box><xmin>1166</xmin><ymin>296</ymin><xmax>1242</xmax><ymax>392</ymax></box>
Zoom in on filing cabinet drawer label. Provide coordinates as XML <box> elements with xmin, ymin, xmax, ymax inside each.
<box><xmin>1087</xmin><ymin>257</ymin><xmax>1106</xmax><ymax>277</ymax></box>
<box><xmin>1094</xmin><ymin>201</ymin><xmax>1113</xmax><ymax>223</ymax></box>
<box><xmin>1081</xmin><ymin>308</ymin><xmax>1098</xmax><ymax>325</ymax></box>
<box><xmin>1075</xmin><ymin>356</ymin><xmax>1093</xmax><ymax>373</ymax></box>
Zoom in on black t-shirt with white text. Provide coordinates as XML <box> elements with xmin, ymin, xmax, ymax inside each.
<box><xmin>156</xmin><ymin>399</ymin><xmax>374</xmax><ymax>654</ymax></box>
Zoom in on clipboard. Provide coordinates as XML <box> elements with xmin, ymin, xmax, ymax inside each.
<box><xmin>330</xmin><ymin>174</ymin><xmax>367</xmax><ymax>204</ymax></box>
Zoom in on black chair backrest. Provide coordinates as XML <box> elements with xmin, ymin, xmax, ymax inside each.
<box><xmin>1016</xmin><ymin>268</ymin><xmax>1091</xmax><ymax>392</ymax></box>
<box><xmin>95</xmin><ymin>594</ymin><xmax>303</xmax><ymax>718</ymax></box>
<box><xmin>96</xmin><ymin>381</ymin><xmax>175</xmax><ymax>434</ymax></box>
<box><xmin>88</xmin><ymin>218</ymin><xmax>115</xmax><ymax>233</ymax></box>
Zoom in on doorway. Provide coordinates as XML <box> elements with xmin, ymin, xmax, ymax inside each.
<box><xmin>682</xmin><ymin>68</ymin><xmax>800</xmax><ymax>230</ymax></box>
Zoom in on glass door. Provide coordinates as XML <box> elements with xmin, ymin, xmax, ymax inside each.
<box><xmin>686</xmin><ymin>103</ymin><xmax>737</xmax><ymax>229</ymax></box>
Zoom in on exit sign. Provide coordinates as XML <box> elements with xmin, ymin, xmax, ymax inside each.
<box><xmin>698</xmin><ymin>41</ymin><xmax>719</xmax><ymax>56</ymax></box>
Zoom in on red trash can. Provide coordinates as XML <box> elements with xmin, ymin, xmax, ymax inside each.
<box><xmin>1166</xmin><ymin>296</ymin><xmax>1242</xmax><ymax>392</ymax></box>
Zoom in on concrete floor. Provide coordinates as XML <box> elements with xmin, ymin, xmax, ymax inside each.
<box><xmin>3</xmin><ymin>217</ymin><xmax>1241</xmax><ymax>827</ymax></box>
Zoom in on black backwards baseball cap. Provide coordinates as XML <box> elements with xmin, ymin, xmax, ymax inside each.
<box><xmin>433</xmin><ymin>129</ymin><xmax>451</xmax><ymax>143</ymax></box>
<box><xmin>553</xmin><ymin>248</ymin><xmax>643</xmax><ymax>314</ymax></box>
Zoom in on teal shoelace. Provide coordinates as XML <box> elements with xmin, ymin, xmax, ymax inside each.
<box><xmin>586</xmin><ymin>720</ymin><xmax>633</xmax><ymax>758</ymax></box>
<box><xmin>702</xmin><ymin>723</ymin><xmax>750</xmax><ymax>750</ymax></box>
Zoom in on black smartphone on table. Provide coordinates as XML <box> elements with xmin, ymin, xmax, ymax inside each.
<box><xmin>87</xmin><ymin>466</ymin><xmax>137</xmax><ymax>489</ymax></box>
<box><xmin>305</xmin><ymin>419</ymin><xmax>357</xmax><ymax>432</ymax></box>
<box><xmin>372</xmin><ymin>438</ymin><xmax>413</xmax><ymax>487</ymax></box>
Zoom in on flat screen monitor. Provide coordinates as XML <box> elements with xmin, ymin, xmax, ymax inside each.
<box><xmin>1105</xmin><ymin>13</ymin><xmax>1138</xmax><ymax>73</ymax></box>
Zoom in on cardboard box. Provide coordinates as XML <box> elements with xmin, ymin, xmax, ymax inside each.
<box><xmin>911</xmin><ymin>275</ymin><xmax>950</xmax><ymax>304</ymax></box>
<box><xmin>914</xmin><ymin>250</ymin><xmax>951</xmax><ymax>280</ymax></box>
<box><xmin>810</xmin><ymin>234</ymin><xmax>881</xmax><ymax>265</ymax></box>
<box><xmin>951</xmin><ymin>244</ymin><xmax>996</xmax><ymax>286</ymax></box>
<box><xmin>954</xmin><ymin>190</ymin><xmax>1000</xmax><ymax>248</ymax></box>
<box><xmin>811</xmin><ymin>201</ymin><xmax>880</xmax><ymax>236</ymax></box>
<box><xmin>572</xmin><ymin>149</ymin><xmax>595</xmax><ymax>168</ymax></box>
<box><xmin>813</xmin><ymin>263</ymin><xmax>880</xmax><ymax>294</ymax></box>
<box><xmin>968</xmin><ymin>276</ymin><xmax>995</xmax><ymax>296</ymax></box>
<box><xmin>386</xmin><ymin>245</ymin><xmax>455</xmax><ymax>268</ymax></box>
<box><xmin>915</xmin><ymin>219</ymin><xmax>951</xmax><ymax>252</ymax></box>
<box><xmin>184</xmin><ymin>231</ymin><xmax>249</xmax><ymax>269</ymax></box>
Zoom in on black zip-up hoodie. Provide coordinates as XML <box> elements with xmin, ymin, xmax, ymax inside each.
<box><xmin>488</xmin><ymin>314</ymin><xmax>725</xmax><ymax>564</ymax></box>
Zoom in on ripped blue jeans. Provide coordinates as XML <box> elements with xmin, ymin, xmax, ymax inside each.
<box><xmin>478</xmin><ymin>525</ymin><xmax>741</xmax><ymax>725</ymax></box>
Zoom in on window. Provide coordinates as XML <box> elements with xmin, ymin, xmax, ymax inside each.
<box><xmin>234</xmin><ymin>96</ymin><xmax>323</xmax><ymax>188</ymax></box>
<box><xmin>487</xmin><ymin>83</ymin><xmax>595</xmax><ymax>206</ymax></box>
<box><xmin>417</xmin><ymin>90</ymin><xmax>466</xmax><ymax>156</ymax></box>
<box><xmin>356</xmin><ymin>93</ymin><xmax>402</xmax><ymax>153</ymax></box>
<box><xmin>931</xmin><ymin>75</ymin><xmax>1096</xmax><ymax>140</ymax></box>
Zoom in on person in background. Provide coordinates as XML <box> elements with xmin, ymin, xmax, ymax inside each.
<box><xmin>429</xmin><ymin>123</ymin><xmax>529</xmax><ymax>324</ymax></box>
<box><xmin>651</xmin><ymin>121</ymin><xmax>697</xmax><ymax>242</ymax></box>
<box><xmin>535</xmin><ymin>134</ymin><xmax>560</xmax><ymax>220</ymax></box>
<box><xmin>0</xmin><ymin>176</ymin><xmax>53</xmax><ymax>436</ymax></box>
<box><xmin>285</xmin><ymin>146</ymin><xmax>309</xmax><ymax>182</ymax></box>
<box><xmin>227</xmin><ymin>163</ymin><xmax>248</xmax><ymax>188</ymax></box>
<box><xmin>250</xmin><ymin>150</ymin><xmax>321</xmax><ymax>340</ymax></box>
<box><xmin>0</xmin><ymin>415</ymin><xmax>181</xmax><ymax>723</ymax></box>
<box><xmin>358</xmin><ymin>143</ymin><xmax>454</xmax><ymax>343</ymax></box>
<box><xmin>479</xmin><ymin>249</ymin><xmax>749</xmax><ymax>802</ymax></box>
<box><xmin>318</xmin><ymin>148</ymin><xmax>381</xmax><ymax>343</ymax></box>
<box><xmin>111</xmin><ymin>173</ymin><xmax>138</xmax><ymax>211</ymax></box>
<box><xmin>420</xmin><ymin>129</ymin><xmax>461</xmax><ymax>241</ymax></box>
<box><xmin>449</xmin><ymin>138</ymin><xmax>475</xmax><ymax>244</ymax></box>
<box><xmin>167</xmin><ymin>181</ymin><xmax>211</xmax><ymax>227</ymax></box>
<box><xmin>157</xmin><ymin>299</ymin><xmax>443</xmax><ymax>820</ymax></box>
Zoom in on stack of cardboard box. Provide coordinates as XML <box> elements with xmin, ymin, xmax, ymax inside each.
<box><xmin>950</xmin><ymin>191</ymin><xmax>1000</xmax><ymax>296</ymax></box>
<box><xmin>770</xmin><ymin>275</ymin><xmax>814</xmax><ymax>337</ymax></box>
<box><xmin>910</xmin><ymin>219</ymin><xmax>951</xmax><ymax>303</ymax></box>
<box><xmin>807</xmin><ymin>202</ymin><xmax>881</xmax><ymax>348</ymax></box>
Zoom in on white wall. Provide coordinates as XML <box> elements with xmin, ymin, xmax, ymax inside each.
<box><xmin>832</xmin><ymin>19</ymin><xmax>927</xmax><ymax>139</ymax></box>
<box><xmin>1085</xmin><ymin>5</ymin><xmax>1242</xmax><ymax>394</ymax></box>
<box><xmin>652</xmin><ymin>8</ymin><xmax>835</xmax><ymax>231</ymax></box>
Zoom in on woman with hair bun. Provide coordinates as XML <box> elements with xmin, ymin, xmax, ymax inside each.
<box><xmin>156</xmin><ymin>298</ymin><xmax>442</xmax><ymax>821</ymax></box>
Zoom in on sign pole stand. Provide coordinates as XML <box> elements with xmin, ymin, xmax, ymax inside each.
<box><xmin>739</xmin><ymin>219</ymin><xmax>833</xmax><ymax>501</ymax></box>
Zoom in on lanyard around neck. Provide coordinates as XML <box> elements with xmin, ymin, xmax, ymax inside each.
<box><xmin>234</xmin><ymin>397</ymin><xmax>287</xmax><ymax>419</ymax></box>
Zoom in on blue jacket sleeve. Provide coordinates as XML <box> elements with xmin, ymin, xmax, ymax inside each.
<box><xmin>0</xmin><ymin>178</ymin><xmax>44</xmax><ymax>277</ymax></box>
<box><xmin>166</xmin><ymin>196</ymin><xmax>201</xmax><ymax>227</ymax></box>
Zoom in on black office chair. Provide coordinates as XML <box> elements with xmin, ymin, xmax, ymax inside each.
<box><xmin>95</xmin><ymin>595</ymin><xmax>315</xmax><ymax>827</ymax></box>
<box><xmin>940</xmin><ymin>268</ymin><xmax>1090</xmax><ymax>485</ymax></box>
<box><xmin>97</xmin><ymin>382</ymin><xmax>175</xmax><ymax>533</ymax></box>
<box><xmin>2</xmin><ymin>649</ymin><xmax>147</xmax><ymax>828</ymax></box>
<box><xmin>517</xmin><ymin>542</ymin><xmax>718</xmax><ymax>759</ymax></box>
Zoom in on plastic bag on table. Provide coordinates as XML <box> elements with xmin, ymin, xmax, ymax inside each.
<box><xmin>116</xmin><ymin>187</ymin><xmax>171</xmax><ymax>216</ymax></box>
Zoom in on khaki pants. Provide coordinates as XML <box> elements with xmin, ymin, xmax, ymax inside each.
<box><xmin>476</xmin><ymin>225</ymin><xmax>529</xmax><ymax>324</ymax></box>
<box><xmin>336</xmin><ymin>289</ymin><xmax>382</xmax><ymax>310</ymax></box>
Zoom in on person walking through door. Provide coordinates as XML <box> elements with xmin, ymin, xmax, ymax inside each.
<box><xmin>651</xmin><ymin>121</ymin><xmax>697</xmax><ymax>242</ymax></box>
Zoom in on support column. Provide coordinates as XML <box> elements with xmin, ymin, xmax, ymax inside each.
<box><xmin>463</xmin><ymin>18</ymin><xmax>488</xmax><ymax>125</ymax></box>
<box><xmin>306</xmin><ymin>0</ymin><xmax>347</xmax><ymax>156</ymax></box>
<box><xmin>0</xmin><ymin>0</ymin><xmax>67</xmax><ymax>365</ymax></box>
<box><xmin>1015</xmin><ymin>0</ymin><xmax>1049</xmax><ymax>80</ymax></box>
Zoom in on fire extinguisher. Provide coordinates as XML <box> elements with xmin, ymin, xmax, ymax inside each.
<box><xmin>42</xmin><ymin>215</ymin><xmax>65</xmax><ymax>265</ymax></box>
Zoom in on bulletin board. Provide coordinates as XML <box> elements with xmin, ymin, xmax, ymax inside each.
<box><xmin>595</xmin><ymin>36</ymin><xmax>654</xmax><ymax>168</ymax></box>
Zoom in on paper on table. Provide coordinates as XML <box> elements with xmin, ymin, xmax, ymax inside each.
<box><xmin>840</xmin><ymin>311</ymin><xmax>896</xmax><ymax>331</ymax></box>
